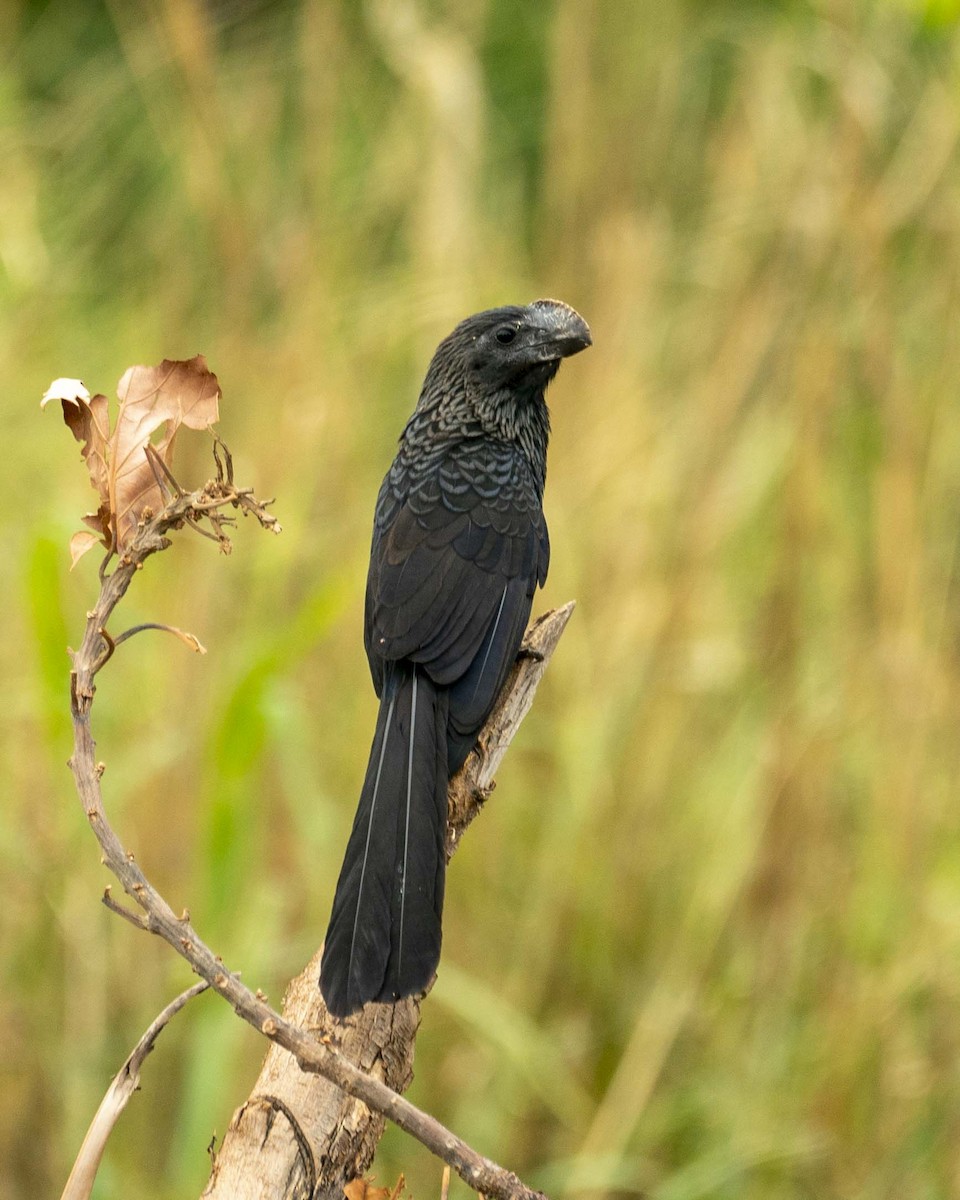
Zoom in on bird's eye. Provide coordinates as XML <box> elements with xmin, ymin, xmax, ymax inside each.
<box><xmin>495</xmin><ymin>326</ymin><xmax>517</xmax><ymax>345</ymax></box>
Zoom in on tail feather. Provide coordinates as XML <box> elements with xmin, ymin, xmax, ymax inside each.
<box><xmin>321</xmin><ymin>666</ymin><xmax>448</xmax><ymax>1017</ymax></box>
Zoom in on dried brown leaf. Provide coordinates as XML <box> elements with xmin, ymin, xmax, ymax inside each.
<box><xmin>41</xmin><ymin>383</ymin><xmax>112</xmax><ymax>539</ymax></box>
<box><xmin>344</xmin><ymin>1176</ymin><xmax>405</xmax><ymax>1200</ymax></box>
<box><xmin>63</xmin><ymin>393</ymin><xmax>111</xmax><ymax>507</ymax></box>
<box><xmin>69</xmin><ymin>531</ymin><xmax>103</xmax><ymax>569</ymax></box>
<box><xmin>82</xmin><ymin>502</ymin><xmax>113</xmax><ymax>544</ymax></box>
<box><xmin>44</xmin><ymin>356</ymin><xmax>221</xmax><ymax>557</ymax></box>
<box><xmin>112</xmin><ymin>356</ymin><xmax>220</xmax><ymax>548</ymax></box>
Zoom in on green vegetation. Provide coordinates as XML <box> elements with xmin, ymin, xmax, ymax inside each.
<box><xmin>5</xmin><ymin>0</ymin><xmax>960</xmax><ymax>1196</ymax></box>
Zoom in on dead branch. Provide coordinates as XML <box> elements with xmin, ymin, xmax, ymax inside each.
<box><xmin>61</xmin><ymin>981</ymin><xmax>209</xmax><ymax>1200</ymax></box>
<box><xmin>65</xmin><ymin>460</ymin><xmax>572</xmax><ymax>1200</ymax></box>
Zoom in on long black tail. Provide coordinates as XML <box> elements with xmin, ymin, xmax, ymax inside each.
<box><xmin>320</xmin><ymin>665</ymin><xmax>449</xmax><ymax>1017</ymax></box>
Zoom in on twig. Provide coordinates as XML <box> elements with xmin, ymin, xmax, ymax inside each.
<box><xmin>93</xmin><ymin>626</ymin><xmax>116</xmax><ymax>672</ymax></box>
<box><xmin>60</xmin><ymin>981</ymin><xmax>209</xmax><ymax>1200</ymax></box>
<box><xmin>113</xmin><ymin>623</ymin><xmax>207</xmax><ymax>654</ymax></box>
<box><xmin>102</xmin><ymin>886</ymin><xmax>150</xmax><ymax>930</ymax></box>
<box><xmin>145</xmin><ymin>442</ymin><xmax>184</xmax><ymax>503</ymax></box>
<box><xmin>65</xmin><ymin>465</ymin><xmax>569</xmax><ymax>1200</ymax></box>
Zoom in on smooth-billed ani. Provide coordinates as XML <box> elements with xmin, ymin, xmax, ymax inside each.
<box><xmin>320</xmin><ymin>299</ymin><xmax>591</xmax><ymax>1017</ymax></box>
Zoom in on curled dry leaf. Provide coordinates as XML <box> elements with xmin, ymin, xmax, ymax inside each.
<box><xmin>42</xmin><ymin>356</ymin><xmax>221</xmax><ymax>564</ymax></box>
<box><xmin>69</xmin><ymin>530</ymin><xmax>104</xmax><ymax>570</ymax></box>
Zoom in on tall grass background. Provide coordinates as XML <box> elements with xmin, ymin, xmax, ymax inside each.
<box><xmin>5</xmin><ymin>0</ymin><xmax>960</xmax><ymax>1196</ymax></box>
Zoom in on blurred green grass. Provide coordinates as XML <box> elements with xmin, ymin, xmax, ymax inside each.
<box><xmin>5</xmin><ymin>0</ymin><xmax>960</xmax><ymax>1196</ymax></box>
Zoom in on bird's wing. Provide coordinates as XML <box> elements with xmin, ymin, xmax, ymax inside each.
<box><xmin>365</xmin><ymin>441</ymin><xmax>548</xmax><ymax>759</ymax></box>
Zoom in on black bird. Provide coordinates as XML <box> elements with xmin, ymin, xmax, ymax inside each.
<box><xmin>320</xmin><ymin>299</ymin><xmax>591</xmax><ymax>1017</ymax></box>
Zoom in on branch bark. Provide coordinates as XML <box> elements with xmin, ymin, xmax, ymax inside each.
<box><xmin>64</xmin><ymin>467</ymin><xmax>573</xmax><ymax>1200</ymax></box>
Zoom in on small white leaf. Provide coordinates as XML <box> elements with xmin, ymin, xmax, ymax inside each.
<box><xmin>41</xmin><ymin>378</ymin><xmax>91</xmax><ymax>409</ymax></box>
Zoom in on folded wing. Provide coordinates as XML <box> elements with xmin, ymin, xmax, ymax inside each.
<box><xmin>365</xmin><ymin>439</ymin><xmax>549</xmax><ymax>769</ymax></box>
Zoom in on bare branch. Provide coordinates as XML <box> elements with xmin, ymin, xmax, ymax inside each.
<box><xmin>60</xmin><ymin>981</ymin><xmax>208</xmax><ymax>1200</ymax></box>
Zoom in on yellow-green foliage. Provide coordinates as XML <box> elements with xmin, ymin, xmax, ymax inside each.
<box><xmin>5</xmin><ymin>1</ymin><xmax>960</xmax><ymax>1197</ymax></box>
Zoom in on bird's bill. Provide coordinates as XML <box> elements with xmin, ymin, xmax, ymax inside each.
<box><xmin>527</xmin><ymin>298</ymin><xmax>592</xmax><ymax>360</ymax></box>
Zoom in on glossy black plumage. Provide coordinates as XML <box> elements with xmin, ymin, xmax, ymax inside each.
<box><xmin>320</xmin><ymin>299</ymin><xmax>591</xmax><ymax>1018</ymax></box>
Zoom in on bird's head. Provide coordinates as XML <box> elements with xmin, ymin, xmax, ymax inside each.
<box><xmin>421</xmin><ymin>299</ymin><xmax>591</xmax><ymax>403</ymax></box>
<box><xmin>455</xmin><ymin>298</ymin><xmax>592</xmax><ymax>395</ymax></box>
<box><xmin>408</xmin><ymin>299</ymin><xmax>591</xmax><ymax>480</ymax></box>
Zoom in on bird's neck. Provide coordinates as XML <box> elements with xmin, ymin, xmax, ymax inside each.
<box><xmin>474</xmin><ymin>387</ymin><xmax>550</xmax><ymax>494</ymax></box>
<box><xmin>401</xmin><ymin>383</ymin><xmax>551</xmax><ymax>495</ymax></box>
